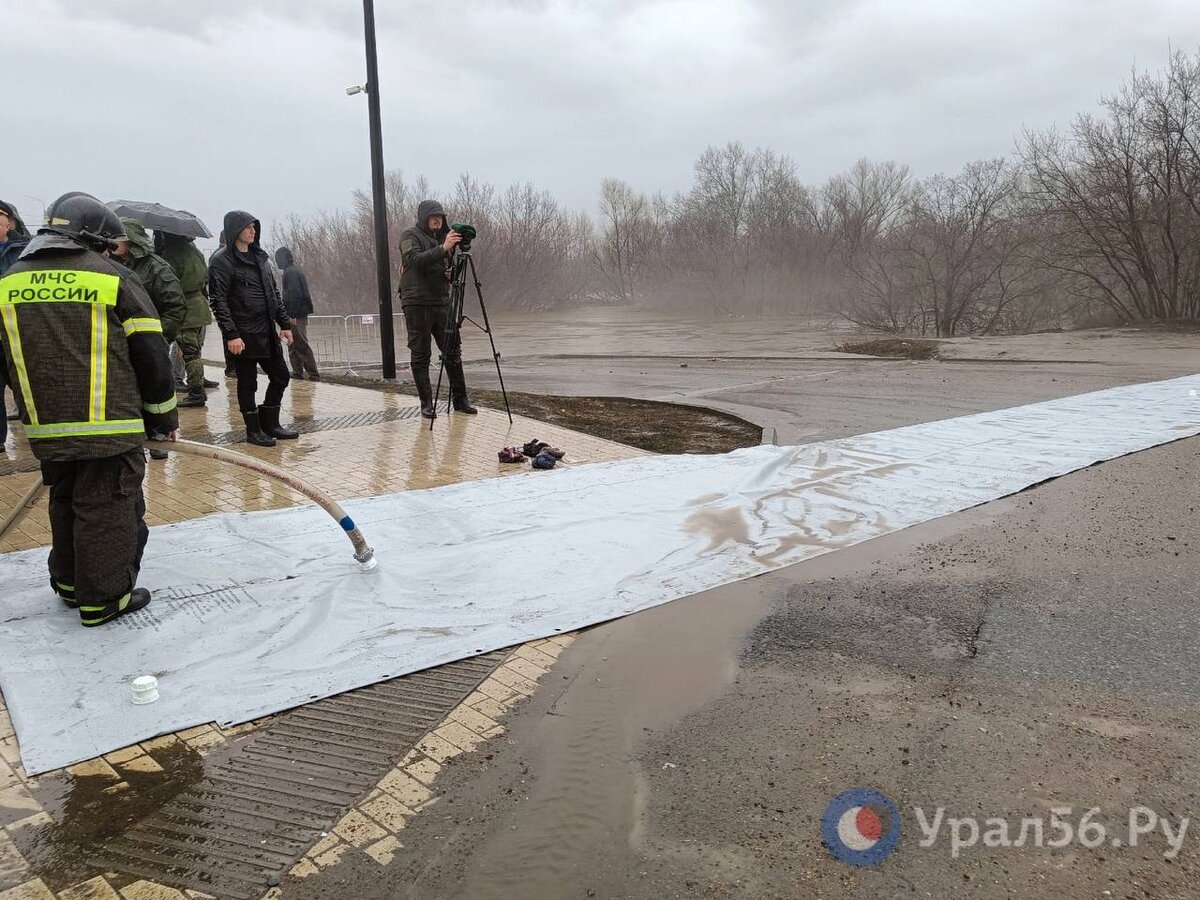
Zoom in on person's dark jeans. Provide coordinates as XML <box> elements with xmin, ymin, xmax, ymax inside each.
<box><xmin>404</xmin><ymin>304</ymin><xmax>462</xmax><ymax>370</ymax></box>
<box><xmin>233</xmin><ymin>344</ymin><xmax>290</xmax><ymax>413</ymax></box>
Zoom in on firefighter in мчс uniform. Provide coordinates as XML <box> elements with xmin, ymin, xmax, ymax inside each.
<box><xmin>0</xmin><ymin>192</ymin><xmax>178</xmax><ymax>627</ymax></box>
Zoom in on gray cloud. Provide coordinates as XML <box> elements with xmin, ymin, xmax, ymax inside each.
<box><xmin>5</xmin><ymin>0</ymin><xmax>1198</xmax><ymax>249</ymax></box>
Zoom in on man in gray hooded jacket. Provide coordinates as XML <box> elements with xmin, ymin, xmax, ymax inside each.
<box><xmin>275</xmin><ymin>247</ymin><xmax>320</xmax><ymax>381</ymax></box>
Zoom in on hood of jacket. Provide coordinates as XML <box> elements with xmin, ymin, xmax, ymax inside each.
<box><xmin>0</xmin><ymin>199</ymin><xmax>29</xmax><ymax>239</ymax></box>
<box><xmin>119</xmin><ymin>218</ymin><xmax>154</xmax><ymax>258</ymax></box>
<box><xmin>275</xmin><ymin>247</ymin><xmax>295</xmax><ymax>269</ymax></box>
<box><xmin>223</xmin><ymin>210</ymin><xmax>261</xmax><ymax>252</ymax></box>
<box><xmin>415</xmin><ymin>200</ymin><xmax>447</xmax><ymax>238</ymax></box>
<box><xmin>0</xmin><ymin>233</ymin><xmax>30</xmax><ymax>276</ymax></box>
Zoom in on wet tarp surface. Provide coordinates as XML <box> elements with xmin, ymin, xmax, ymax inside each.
<box><xmin>1</xmin><ymin>375</ymin><xmax>1198</xmax><ymax>774</ymax></box>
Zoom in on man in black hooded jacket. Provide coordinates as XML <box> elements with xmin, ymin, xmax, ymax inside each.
<box><xmin>208</xmin><ymin>211</ymin><xmax>298</xmax><ymax>446</ymax></box>
<box><xmin>398</xmin><ymin>199</ymin><xmax>476</xmax><ymax>418</ymax></box>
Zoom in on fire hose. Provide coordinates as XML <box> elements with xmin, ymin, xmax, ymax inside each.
<box><xmin>0</xmin><ymin>439</ymin><xmax>377</xmax><ymax>570</ymax></box>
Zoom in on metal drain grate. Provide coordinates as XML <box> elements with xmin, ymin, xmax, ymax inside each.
<box><xmin>0</xmin><ymin>406</ymin><xmax>445</xmax><ymax>475</ymax></box>
<box><xmin>89</xmin><ymin>650</ymin><xmax>507</xmax><ymax>899</ymax></box>
<box><xmin>200</xmin><ymin>406</ymin><xmax>433</xmax><ymax>446</ymax></box>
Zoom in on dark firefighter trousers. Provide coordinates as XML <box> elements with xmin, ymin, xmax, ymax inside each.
<box><xmin>404</xmin><ymin>304</ymin><xmax>467</xmax><ymax>396</ymax></box>
<box><xmin>41</xmin><ymin>449</ymin><xmax>148</xmax><ymax>623</ymax></box>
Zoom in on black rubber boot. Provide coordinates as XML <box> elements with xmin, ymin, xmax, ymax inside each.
<box><xmin>413</xmin><ymin>368</ymin><xmax>437</xmax><ymax>420</ymax></box>
<box><xmin>259</xmin><ymin>405</ymin><xmax>299</xmax><ymax>440</ymax></box>
<box><xmin>80</xmin><ymin>588</ymin><xmax>151</xmax><ymax>627</ymax></box>
<box><xmin>177</xmin><ymin>387</ymin><xmax>207</xmax><ymax>408</ymax></box>
<box><xmin>447</xmin><ymin>362</ymin><xmax>478</xmax><ymax>414</ymax></box>
<box><xmin>242</xmin><ymin>411</ymin><xmax>276</xmax><ymax>447</ymax></box>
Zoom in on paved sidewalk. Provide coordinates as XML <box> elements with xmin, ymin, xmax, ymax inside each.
<box><xmin>0</xmin><ymin>367</ymin><xmax>641</xmax><ymax>900</ymax></box>
<box><xmin>2</xmin><ymin>369</ymin><xmax>638</xmax><ymax>553</ymax></box>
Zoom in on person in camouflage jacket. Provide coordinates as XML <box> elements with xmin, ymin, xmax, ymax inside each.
<box><xmin>111</xmin><ymin>218</ymin><xmax>185</xmax><ymax>343</ymax></box>
<box><xmin>158</xmin><ymin>231</ymin><xmax>213</xmax><ymax>406</ymax></box>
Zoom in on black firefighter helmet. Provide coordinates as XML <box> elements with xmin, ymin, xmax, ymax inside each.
<box><xmin>42</xmin><ymin>192</ymin><xmax>127</xmax><ymax>253</ymax></box>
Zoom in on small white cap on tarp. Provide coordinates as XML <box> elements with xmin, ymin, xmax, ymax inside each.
<box><xmin>131</xmin><ymin>676</ymin><xmax>159</xmax><ymax>705</ymax></box>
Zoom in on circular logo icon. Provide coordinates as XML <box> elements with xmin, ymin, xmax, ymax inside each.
<box><xmin>822</xmin><ymin>787</ymin><xmax>901</xmax><ymax>867</ymax></box>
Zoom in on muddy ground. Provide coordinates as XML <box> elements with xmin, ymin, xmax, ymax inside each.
<box><xmin>319</xmin><ymin>375</ymin><xmax>764</xmax><ymax>455</ymax></box>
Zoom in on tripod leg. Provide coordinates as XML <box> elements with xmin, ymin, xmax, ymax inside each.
<box><xmin>431</xmin><ymin>270</ymin><xmax>465</xmax><ymax>430</ymax></box>
<box><xmin>431</xmin><ymin>353</ymin><xmax>446</xmax><ymax>432</ymax></box>
<box><xmin>468</xmin><ymin>256</ymin><xmax>513</xmax><ymax>424</ymax></box>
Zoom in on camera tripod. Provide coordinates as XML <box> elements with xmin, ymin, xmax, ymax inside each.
<box><xmin>431</xmin><ymin>246</ymin><xmax>512</xmax><ymax>429</ymax></box>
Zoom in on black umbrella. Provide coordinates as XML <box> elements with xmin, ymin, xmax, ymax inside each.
<box><xmin>106</xmin><ymin>200</ymin><xmax>212</xmax><ymax>239</ymax></box>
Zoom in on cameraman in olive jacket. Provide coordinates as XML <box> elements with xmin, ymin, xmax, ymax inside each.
<box><xmin>397</xmin><ymin>199</ymin><xmax>476</xmax><ymax>419</ymax></box>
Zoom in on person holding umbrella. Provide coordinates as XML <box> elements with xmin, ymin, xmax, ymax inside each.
<box><xmin>208</xmin><ymin>211</ymin><xmax>298</xmax><ymax>447</ymax></box>
<box><xmin>110</xmin><ymin>218</ymin><xmax>185</xmax><ymax>344</ymax></box>
<box><xmin>106</xmin><ymin>201</ymin><xmax>217</xmax><ymax>396</ymax></box>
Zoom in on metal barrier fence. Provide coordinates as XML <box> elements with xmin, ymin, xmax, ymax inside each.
<box><xmin>304</xmin><ymin>313</ymin><xmax>407</xmax><ymax>375</ymax></box>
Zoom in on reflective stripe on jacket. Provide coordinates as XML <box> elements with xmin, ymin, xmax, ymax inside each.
<box><xmin>0</xmin><ymin>237</ymin><xmax>178</xmax><ymax>461</ymax></box>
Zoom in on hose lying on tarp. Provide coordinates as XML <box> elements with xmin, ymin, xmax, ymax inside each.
<box><xmin>0</xmin><ymin>438</ymin><xmax>377</xmax><ymax>570</ymax></box>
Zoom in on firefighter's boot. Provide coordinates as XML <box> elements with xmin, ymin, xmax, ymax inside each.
<box><xmin>79</xmin><ymin>588</ymin><xmax>151</xmax><ymax>627</ymax></box>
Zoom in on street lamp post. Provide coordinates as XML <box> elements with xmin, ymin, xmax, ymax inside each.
<box><xmin>360</xmin><ymin>0</ymin><xmax>396</xmax><ymax>380</ymax></box>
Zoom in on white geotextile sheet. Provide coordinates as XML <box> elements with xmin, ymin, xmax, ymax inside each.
<box><xmin>1</xmin><ymin>374</ymin><xmax>1198</xmax><ymax>774</ymax></box>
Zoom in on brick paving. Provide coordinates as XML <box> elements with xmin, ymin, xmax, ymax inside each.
<box><xmin>0</xmin><ymin>366</ymin><xmax>644</xmax><ymax>899</ymax></box>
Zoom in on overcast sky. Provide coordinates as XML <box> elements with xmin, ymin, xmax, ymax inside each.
<box><xmin>4</xmin><ymin>0</ymin><xmax>1198</xmax><ymax>247</ymax></box>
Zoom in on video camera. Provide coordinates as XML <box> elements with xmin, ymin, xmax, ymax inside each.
<box><xmin>451</xmin><ymin>222</ymin><xmax>477</xmax><ymax>252</ymax></box>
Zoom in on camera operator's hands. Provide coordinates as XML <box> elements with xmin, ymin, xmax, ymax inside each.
<box><xmin>442</xmin><ymin>231</ymin><xmax>462</xmax><ymax>253</ymax></box>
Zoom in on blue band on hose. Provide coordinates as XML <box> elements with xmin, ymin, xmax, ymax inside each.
<box><xmin>339</xmin><ymin>516</ymin><xmax>354</xmax><ymax>532</ymax></box>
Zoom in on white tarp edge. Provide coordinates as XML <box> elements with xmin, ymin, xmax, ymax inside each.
<box><xmin>2</xmin><ymin>374</ymin><xmax>1198</xmax><ymax>774</ymax></box>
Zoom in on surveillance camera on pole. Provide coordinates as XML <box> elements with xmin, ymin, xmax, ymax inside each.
<box><xmin>345</xmin><ymin>84</ymin><xmax>366</xmax><ymax>96</ymax></box>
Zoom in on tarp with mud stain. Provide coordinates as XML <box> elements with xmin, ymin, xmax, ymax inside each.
<box><xmin>1</xmin><ymin>375</ymin><xmax>1198</xmax><ymax>774</ymax></box>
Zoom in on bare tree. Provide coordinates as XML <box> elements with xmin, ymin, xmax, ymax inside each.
<box><xmin>1023</xmin><ymin>50</ymin><xmax>1200</xmax><ymax>322</ymax></box>
<box><xmin>590</xmin><ymin>178</ymin><xmax>651</xmax><ymax>304</ymax></box>
<box><xmin>818</xmin><ymin>158</ymin><xmax>912</xmax><ymax>256</ymax></box>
